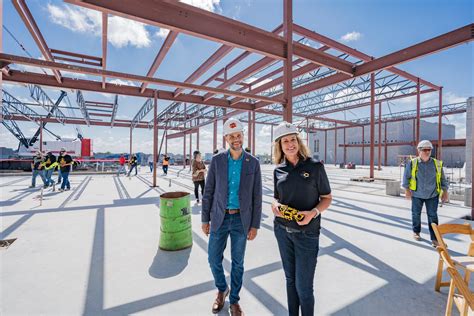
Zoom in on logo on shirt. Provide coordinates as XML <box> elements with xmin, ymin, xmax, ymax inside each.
<box><xmin>302</xmin><ymin>171</ymin><xmax>310</xmax><ymax>178</ymax></box>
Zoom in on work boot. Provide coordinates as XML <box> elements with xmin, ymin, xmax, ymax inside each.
<box><xmin>413</xmin><ymin>233</ymin><xmax>421</xmax><ymax>241</ymax></box>
<box><xmin>230</xmin><ymin>303</ymin><xmax>243</xmax><ymax>316</ymax></box>
<box><xmin>211</xmin><ymin>287</ymin><xmax>229</xmax><ymax>314</ymax></box>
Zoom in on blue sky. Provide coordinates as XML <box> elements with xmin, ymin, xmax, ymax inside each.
<box><xmin>2</xmin><ymin>0</ymin><xmax>473</xmax><ymax>155</ymax></box>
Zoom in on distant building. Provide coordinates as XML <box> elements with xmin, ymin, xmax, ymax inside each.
<box><xmin>0</xmin><ymin>147</ymin><xmax>15</xmax><ymax>159</ymax></box>
<box><xmin>309</xmin><ymin>119</ymin><xmax>465</xmax><ymax>167</ymax></box>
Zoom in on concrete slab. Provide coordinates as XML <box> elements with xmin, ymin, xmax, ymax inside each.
<box><xmin>1</xmin><ymin>165</ymin><xmax>472</xmax><ymax>315</ymax></box>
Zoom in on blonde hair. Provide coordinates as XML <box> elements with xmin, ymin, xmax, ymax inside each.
<box><xmin>273</xmin><ymin>134</ymin><xmax>311</xmax><ymax>164</ymax></box>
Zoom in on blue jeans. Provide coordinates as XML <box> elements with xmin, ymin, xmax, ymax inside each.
<box><xmin>128</xmin><ymin>165</ymin><xmax>137</xmax><ymax>176</ymax></box>
<box><xmin>208</xmin><ymin>213</ymin><xmax>247</xmax><ymax>304</ymax></box>
<box><xmin>274</xmin><ymin>223</ymin><xmax>320</xmax><ymax>316</ymax></box>
<box><xmin>44</xmin><ymin>168</ymin><xmax>55</xmax><ymax>186</ymax></box>
<box><xmin>61</xmin><ymin>171</ymin><xmax>70</xmax><ymax>190</ymax></box>
<box><xmin>57</xmin><ymin>169</ymin><xmax>62</xmax><ymax>184</ymax></box>
<box><xmin>412</xmin><ymin>196</ymin><xmax>439</xmax><ymax>241</ymax></box>
<box><xmin>31</xmin><ymin>169</ymin><xmax>46</xmax><ymax>187</ymax></box>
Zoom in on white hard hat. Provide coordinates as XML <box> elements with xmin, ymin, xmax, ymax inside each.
<box><xmin>60</xmin><ymin>147</ymin><xmax>67</xmax><ymax>151</ymax></box>
<box><xmin>223</xmin><ymin>118</ymin><xmax>243</xmax><ymax>136</ymax></box>
<box><xmin>273</xmin><ymin>121</ymin><xmax>298</xmax><ymax>142</ymax></box>
<box><xmin>417</xmin><ymin>140</ymin><xmax>433</xmax><ymax>149</ymax></box>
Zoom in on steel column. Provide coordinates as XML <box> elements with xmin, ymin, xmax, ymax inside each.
<box><xmin>165</xmin><ymin>129</ymin><xmax>168</xmax><ymax>155</ymax></box>
<box><xmin>283</xmin><ymin>0</ymin><xmax>293</xmax><ymax>122</ymax></box>
<box><xmin>213</xmin><ymin>117</ymin><xmax>217</xmax><ymax>151</ymax></box>
<box><xmin>334</xmin><ymin>123</ymin><xmax>337</xmax><ymax>164</ymax></box>
<box><xmin>343</xmin><ymin>127</ymin><xmax>346</xmax><ymax>164</ymax></box>
<box><xmin>270</xmin><ymin>125</ymin><xmax>274</xmax><ymax>163</ymax></box>
<box><xmin>196</xmin><ymin>127</ymin><xmax>200</xmax><ymax>151</ymax></box>
<box><xmin>306</xmin><ymin>119</ymin><xmax>309</xmax><ymax>148</ymax></box>
<box><xmin>189</xmin><ymin>133</ymin><xmax>192</xmax><ymax>171</ymax></box>
<box><xmin>152</xmin><ymin>91</ymin><xmax>157</xmax><ymax>187</ymax></box>
<box><xmin>362</xmin><ymin>126</ymin><xmax>365</xmax><ymax>165</ymax></box>
<box><xmin>39</xmin><ymin>120</ymin><xmax>43</xmax><ymax>152</ymax></box>
<box><xmin>222</xmin><ymin>108</ymin><xmax>227</xmax><ymax>149</ymax></box>
<box><xmin>324</xmin><ymin>130</ymin><xmax>327</xmax><ymax>163</ymax></box>
<box><xmin>370</xmin><ymin>73</ymin><xmax>375</xmax><ymax>178</ymax></box>
<box><xmin>416</xmin><ymin>78</ymin><xmax>420</xmax><ymax>146</ymax></box>
<box><xmin>183</xmin><ymin>134</ymin><xmax>186</xmax><ymax>168</ymax></box>
<box><xmin>384</xmin><ymin>123</ymin><xmax>388</xmax><ymax>166</ymax></box>
<box><xmin>252</xmin><ymin>111</ymin><xmax>256</xmax><ymax>154</ymax></box>
<box><xmin>248</xmin><ymin>111</ymin><xmax>252</xmax><ymax>150</ymax></box>
<box><xmin>438</xmin><ymin>87</ymin><xmax>443</xmax><ymax>159</ymax></box>
<box><xmin>129</xmin><ymin>126</ymin><xmax>132</xmax><ymax>160</ymax></box>
<box><xmin>378</xmin><ymin>102</ymin><xmax>382</xmax><ymax>170</ymax></box>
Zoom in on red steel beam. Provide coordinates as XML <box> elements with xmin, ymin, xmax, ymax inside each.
<box><xmin>229</xmin><ymin>47</ymin><xmax>331</xmax><ymax>106</ymax></box>
<box><xmin>202</xmin><ymin>56</ymin><xmax>275</xmax><ymax>101</ymax></box>
<box><xmin>354</xmin><ymin>24</ymin><xmax>474</xmax><ymax>77</ymax></box>
<box><xmin>378</xmin><ymin>102</ymin><xmax>382</xmax><ymax>170</ymax></box>
<box><xmin>12</xmin><ymin>0</ymin><xmax>62</xmax><ymax>83</ymax></box>
<box><xmin>438</xmin><ymin>87</ymin><xmax>443</xmax><ymax>159</ymax></box>
<box><xmin>283</xmin><ymin>0</ymin><xmax>293</xmax><ymax>122</ymax></box>
<box><xmin>292</xmin><ymin>24</ymin><xmax>441</xmax><ymax>90</ymax></box>
<box><xmin>306</xmin><ymin>88</ymin><xmax>436</xmax><ymax>119</ymax></box>
<box><xmin>369</xmin><ymin>73</ymin><xmax>375</xmax><ymax>178</ymax></box>
<box><xmin>50</xmin><ymin>48</ymin><xmax>102</xmax><ymax>62</ymax></box>
<box><xmin>256</xmin><ymin>24</ymin><xmax>473</xmax><ymax>111</ymax></box>
<box><xmin>1</xmin><ymin>55</ymin><xmax>281</xmax><ymax>105</ymax></box>
<box><xmin>5</xmin><ymin>70</ymin><xmax>258</xmax><ymax>111</ymax></box>
<box><xmin>152</xmin><ymin>91</ymin><xmax>158</xmax><ymax>187</ymax></box>
<box><xmin>140</xmin><ymin>30</ymin><xmax>178</xmax><ymax>93</ymax></box>
<box><xmin>174</xmin><ymin>45</ymin><xmax>233</xmax><ymax>97</ymax></box>
<box><xmin>416</xmin><ymin>78</ymin><xmax>421</xmax><ymax>146</ymax></box>
<box><xmin>102</xmin><ymin>13</ymin><xmax>108</xmax><ymax>89</ymax></box>
<box><xmin>67</xmin><ymin>0</ymin><xmax>355</xmax><ymax>74</ymax></box>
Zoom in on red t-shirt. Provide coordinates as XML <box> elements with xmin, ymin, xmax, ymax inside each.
<box><xmin>119</xmin><ymin>157</ymin><xmax>126</xmax><ymax>165</ymax></box>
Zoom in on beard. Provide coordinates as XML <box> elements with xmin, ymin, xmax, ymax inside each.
<box><xmin>229</xmin><ymin>141</ymin><xmax>243</xmax><ymax>151</ymax></box>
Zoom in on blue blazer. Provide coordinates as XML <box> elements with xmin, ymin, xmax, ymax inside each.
<box><xmin>202</xmin><ymin>151</ymin><xmax>262</xmax><ymax>233</ymax></box>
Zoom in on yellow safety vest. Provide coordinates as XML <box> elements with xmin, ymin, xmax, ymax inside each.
<box><xmin>408</xmin><ymin>158</ymin><xmax>443</xmax><ymax>194</ymax></box>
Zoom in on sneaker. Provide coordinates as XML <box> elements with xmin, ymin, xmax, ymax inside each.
<box><xmin>65</xmin><ymin>188</ymin><xmax>70</xmax><ymax>191</ymax></box>
<box><xmin>413</xmin><ymin>233</ymin><xmax>421</xmax><ymax>241</ymax></box>
<box><xmin>29</xmin><ymin>185</ymin><xmax>35</xmax><ymax>188</ymax></box>
<box><xmin>58</xmin><ymin>188</ymin><xmax>64</xmax><ymax>192</ymax></box>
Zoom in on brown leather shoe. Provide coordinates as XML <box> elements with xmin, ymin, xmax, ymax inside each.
<box><xmin>230</xmin><ymin>303</ymin><xmax>243</xmax><ymax>316</ymax></box>
<box><xmin>211</xmin><ymin>287</ymin><xmax>229</xmax><ymax>314</ymax></box>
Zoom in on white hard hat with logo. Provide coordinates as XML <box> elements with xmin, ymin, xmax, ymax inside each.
<box><xmin>273</xmin><ymin>121</ymin><xmax>299</xmax><ymax>142</ymax></box>
<box><xmin>223</xmin><ymin>118</ymin><xmax>243</xmax><ymax>136</ymax></box>
<box><xmin>417</xmin><ymin>140</ymin><xmax>433</xmax><ymax>149</ymax></box>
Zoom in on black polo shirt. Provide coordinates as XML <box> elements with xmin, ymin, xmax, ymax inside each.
<box><xmin>274</xmin><ymin>157</ymin><xmax>331</xmax><ymax>232</ymax></box>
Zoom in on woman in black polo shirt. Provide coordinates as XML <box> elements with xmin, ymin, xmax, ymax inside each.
<box><xmin>272</xmin><ymin>122</ymin><xmax>332</xmax><ymax>316</ymax></box>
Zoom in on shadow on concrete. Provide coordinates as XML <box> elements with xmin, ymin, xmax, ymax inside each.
<box><xmin>148</xmin><ymin>247</ymin><xmax>192</xmax><ymax>279</ymax></box>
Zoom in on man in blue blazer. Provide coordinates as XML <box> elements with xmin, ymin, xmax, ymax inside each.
<box><xmin>202</xmin><ymin>118</ymin><xmax>262</xmax><ymax>316</ymax></box>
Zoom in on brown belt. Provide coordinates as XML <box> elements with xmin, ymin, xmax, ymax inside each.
<box><xmin>225</xmin><ymin>209</ymin><xmax>240</xmax><ymax>214</ymax></box>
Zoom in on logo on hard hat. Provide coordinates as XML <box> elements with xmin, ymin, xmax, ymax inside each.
<box><xmin>230</xmin><ymin>122</ymin><xmax>237</xmax><ymax>129</ymax></box>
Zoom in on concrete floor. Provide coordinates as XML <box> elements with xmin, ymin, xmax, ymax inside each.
<box><xmin>1</xmin><ymin>165</ymin><xmax>472</xmax><ymax>315</ymax></box>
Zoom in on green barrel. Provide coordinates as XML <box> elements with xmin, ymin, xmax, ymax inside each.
<box><xmin>159</xmin><ymin>191</ymin><xmax>192</xmax><ymax>250</ymax></box>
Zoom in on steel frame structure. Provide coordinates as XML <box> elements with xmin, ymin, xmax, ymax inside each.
<box><xmin>1</xmin><ymin>0</ymin><xmax>472</xmax><ymax>208</ymax></box>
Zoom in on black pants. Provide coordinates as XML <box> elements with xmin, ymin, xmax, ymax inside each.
<box><xmin>128</xmin><ymin>164</ymin><xmax>137</xmax><ymax>176</ymax></box>
<box><xmin>162</xmin><ymin>165</ymin><xmax>168</xmax><ymax>175</ymax></box>
<box><xmin>193</xmin><ymin>180</ymin><xmax>205</xmax><ymax>200</ymax></box>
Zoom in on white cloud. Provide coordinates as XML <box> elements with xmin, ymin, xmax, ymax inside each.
<box><xmin>340</xmin><ymin>31</ymin><xmax>362</xmax><ymax>42</ymax></box>
<box><xmin>47</xmin><ymin>4</ymin><xmax>151</xmax><ymax>48</ymax></box>
<box><xmin>180</xmin><ymin>0</ymin><xmax>221</xmax><ymax>12</ymax></box>
<box><xmin>107</xmin><ymin>79</ymin><xmax>137</xmax><ymax>87</ymax></box>
<box><xmin>156</xmin><ymin>28</ymin><xmax>170</xmax><ymax>39</ymax></box>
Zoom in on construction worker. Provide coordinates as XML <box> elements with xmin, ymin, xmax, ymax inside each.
<box><xmin>403</xmin><ymin>140</ymin><xmax>449</xmax><ymax>247</ymax></box>
<box><xmin>162</xmin><ymin>154</ymin><xmax>169</xmax><ymax>175</ymax></box>
<box><xmin>118</xmin><ymin>154</ymin><xmax>127</xmax><ymax>176</ymax></box>
<box><xmin>42</xmin><ymin>151</ymin><xmax>58</xmax><ymax>187</ymax></box>
<box><xmin>148</xmin><ymin>154</ymin><xmax>154</xmax><ymax>172</ymax></box>
<box><xmin>202</xmin><ymin>118</ymin><xmax>262</xmax><ymax>316</ymax></box>
<box><xmin>271</xmin><ymin>122</ymin><xmax>332</xmax><ymax>316</ymax></box>
<box><xmin>56</xmin><ymin>148</ymin><xmax>65</xmax><ymax>185</ymax></box>
<box><xmin>128</xmin><ymin>154</ymin><xmax>138</xmax><ymax>176</ymax></box>
<box><xmin>58</xmin><ymin>148</ymin><xmax>73</xmax><ymax>191</ymax></box>
<box><xmin>29</xmin><ymin>151</ymin><xmax>46</xmax><ymax>188</ymax></box>
<box><xmin>192</xmin><ymin>150</ymin><xmax>206</xmax><ymax>203</ymax></box>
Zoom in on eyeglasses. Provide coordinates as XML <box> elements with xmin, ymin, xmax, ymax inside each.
<box><xmin>421</xmin><ymin>149</ymin><xmax>432</xmax><ymax>152</ymax></box>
